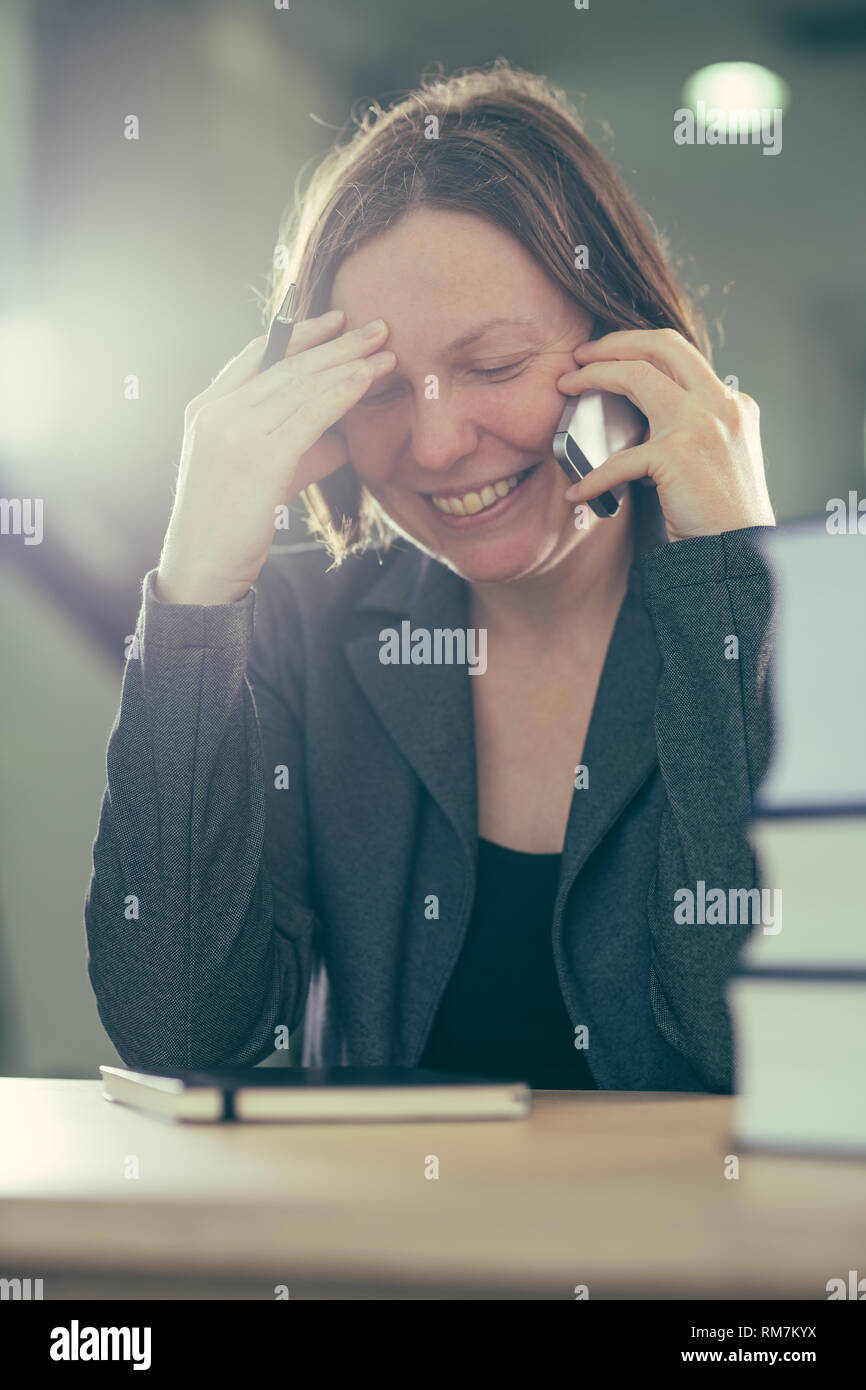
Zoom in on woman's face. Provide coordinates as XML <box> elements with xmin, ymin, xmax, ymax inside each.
<box><xmin>329</xmin><ymin>207</ymin><xmax>600</xmax><ymax>584</ymax></box>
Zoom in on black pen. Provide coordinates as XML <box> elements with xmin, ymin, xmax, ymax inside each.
<box><xmin>259</xmin><ymin>282</ymin><xmax>297</xmax><ymax>372</ymax></box>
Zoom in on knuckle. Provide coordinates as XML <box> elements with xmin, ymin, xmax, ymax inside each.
<box><xmin>193</xmin><ymin>398</ymin><xmax>222</xmax><ymax>427</ymax></box>
<box><xmin>718</xmin><ymin>400</ymin><xmax>741</xmax><ymax>431</ymax></box>
<box><xmin>195</xmin><ymin>399</ymin><xmax>245</xmax><ymax>447</ymax></box>
<box><xmin>704</xmin><ymin>409</ymin><xmax>734</xmax><ymax>444</ymax></box>
<box><xmin>631</xmin><ymin>359</ymin><xmax>655</xmax><ymax>384</ymax></box>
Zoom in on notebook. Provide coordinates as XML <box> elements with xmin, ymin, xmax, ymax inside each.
<box><xmin>99</xmin><ymin>1065</ymin><xmax>532</xmax><ymax>1123</ymax></box>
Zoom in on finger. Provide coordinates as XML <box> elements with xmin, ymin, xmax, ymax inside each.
<box><xmin>562</xmin><ymin>442</ymin><xmax>650</xmax><ymax>505</ymax></box>
<box><xmin>555</xmin><ymin>359</ymin><xmax>684</xmax><ymax>427</ymax></box>
<box><xmin>255</xmin><ymin>350</ymin><xmax>395</xmax><ymax>434</ymax></box>
<box><xmin>199</xmin><ymin>310</ymin><xmax>344</xmax><ymax>404</ymax></box>
<box><xmin>571</xmin><ymin>329</ymin><xmax>720</xmax><ymax>397</ymax></box>
<box><xmin>261</xmin><ymin>351</ymin><xmax>396</xmax><ymax>453</ymax></box>
<box><xmin>279</xmin><ymin>307</ymin><xmax>345</xmax><ymax>360</ymax></box>
<box><xmin>239</xmin><ymin>316</ymin><xmax>389</xmax><ymax>407</ymax></box>
<box><xmin>198</xmin><ymin>334</ymin><xmax>270</xmax><ymax>401</ymax></box>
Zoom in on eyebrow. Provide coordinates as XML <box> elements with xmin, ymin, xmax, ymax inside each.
<box><xmin>444</xmin><ymin>316</ymin><xmax>541</xmax><ymax>355</ymax></box>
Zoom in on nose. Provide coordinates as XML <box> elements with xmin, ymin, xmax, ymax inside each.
<box><xmin>407</xmin><ymin>389</ymin><xmax>481</xmax><ymax>476</ymax></box>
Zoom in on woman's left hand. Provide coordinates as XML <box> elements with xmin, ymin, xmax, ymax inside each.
<box><xmin>556</xmin><ymin>328</ymin><xmax>776</xmax><ymax>542</ymax></box>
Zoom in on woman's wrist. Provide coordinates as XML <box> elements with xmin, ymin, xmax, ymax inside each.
<box><xmin>154</xmin><ymin>565</ymin><xmax>251</xmax><ymax>607</ymax></box>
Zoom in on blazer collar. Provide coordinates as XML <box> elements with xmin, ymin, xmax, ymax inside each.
<box><xmin>345</xmin><ymin>484</ymin><xmax>668</xmax><ymax>873</ymax></box>
<box><xmin>346</xmin><ymin>544</ymin><xmax>478</xmax><ymax>855</ymax></box>
<box><xmin>557</xmin><ymin>483</ymin><xmax>667</xmax><ymax>896</ymax></box>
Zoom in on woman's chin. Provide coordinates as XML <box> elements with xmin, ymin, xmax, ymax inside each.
<box><xmin>425</xmin><ymin>531</ymin><xmax>561</xmax><ymax>584</ymax></box>
<box><xmin>378</xmin><ymin>500</ymin><xmax>568</xmax><ymax>584</ymax></box>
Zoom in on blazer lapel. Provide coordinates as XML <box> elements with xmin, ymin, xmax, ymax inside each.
<box><xmin>556</xmin><ymin>483</ymin><xmax>668</xmax><ymax>906</ymax></box>
<box><xmin>345</xmin><ymin>545</ymin><xmax>478</xmax><ymax>860</ymax></box>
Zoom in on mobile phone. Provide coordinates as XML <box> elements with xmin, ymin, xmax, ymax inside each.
<box><xmin>553</xmin><ymin>390</ymin><xmax>647</xmax><ymax>519</ymax></box>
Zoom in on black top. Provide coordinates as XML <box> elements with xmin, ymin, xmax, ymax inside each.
<box><xmin>419</xmin><ymin>838</ymin><xmax>597</xmax><ymax>1089</ymax></box>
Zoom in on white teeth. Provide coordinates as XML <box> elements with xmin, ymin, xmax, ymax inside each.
<box><xmin>431</xmin><ymin>470</ymin><xmax>525</xmax><ymax>516</ymax></box>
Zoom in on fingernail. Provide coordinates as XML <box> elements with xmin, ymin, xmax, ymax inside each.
<box><xmin>361</xmin><ymin>318</ymin><xmax>386</xmax><ymax>338</ymax></box>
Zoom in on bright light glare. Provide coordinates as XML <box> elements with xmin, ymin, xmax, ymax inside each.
<box><xmin>682</xmin><ymin>62</ymin><xmax>791</xmax><ymax>119</ymax></box>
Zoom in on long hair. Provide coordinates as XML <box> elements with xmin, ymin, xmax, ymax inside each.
<box><xmin>267</xmin><ymin>61</ymin><xmax>709</xmax><ymax>562</ymax></box>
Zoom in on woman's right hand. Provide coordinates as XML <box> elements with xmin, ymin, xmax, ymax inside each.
<box><xmin>155</xmin><ymin>309</ymin><xmax>395</xmax><ymax>605</ymax></box>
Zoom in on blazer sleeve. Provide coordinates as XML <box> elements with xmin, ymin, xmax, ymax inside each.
<box><xmin>84</xmin><ymin>563</ymin><xmax>317</xmax><ymax>1071</ymax></box>
<box><xmin>638</xmin><ymin>525</ymin><xmax>776</xmax><ymax>1092</ymax></box>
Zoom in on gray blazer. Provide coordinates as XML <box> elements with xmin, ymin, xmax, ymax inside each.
<box><xmin>84</xmin><ymin>483</ymin><xmax>775</xmax><ymax>1091</ymax></box>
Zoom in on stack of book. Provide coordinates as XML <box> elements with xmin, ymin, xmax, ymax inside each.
<box><xmin>729</xmin><ymin>519</ymin><xmax>866</xmax><ymax>1155</ymax></box>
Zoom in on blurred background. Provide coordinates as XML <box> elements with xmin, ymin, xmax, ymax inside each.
<box><xmin>1</xmin><ymin>0</ymin><xmax>864</xmax><ymax>1078</ymax></box>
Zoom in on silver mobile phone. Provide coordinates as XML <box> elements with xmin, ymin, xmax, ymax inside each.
<box><xmin>553</xmin><ymin>390</ymin><xmax>647</xmax><ymax>519</ymax></box>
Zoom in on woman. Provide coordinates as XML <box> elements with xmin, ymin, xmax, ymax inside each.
<box><xmin>85</xmin><ymin>64</ymin><xmax>775</xmax><ymax>1091</ymax></box>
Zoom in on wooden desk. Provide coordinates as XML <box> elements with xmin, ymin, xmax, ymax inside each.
<box><xmin>0</xmin><ymin>1079</ymin><xmax>863</xmax><ymax>1299</ymax></box>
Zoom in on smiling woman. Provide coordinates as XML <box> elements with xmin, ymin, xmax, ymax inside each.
<box><xmin>85</xmin><ymin>61</ymin><xmax>776</xmax><ymax>1094</ymax></box>
<box><xmin>269</xmin><ymin>64</ymin><xmax>711</xmax><ymax>562</ymax></box>
<box><xmin>324</xmin><ymin>204</ymin><xmax>611</xmax><ymax>586</ymax></box>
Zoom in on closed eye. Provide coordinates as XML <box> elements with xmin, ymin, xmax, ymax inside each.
<box><xmin>356</xmin><ymin>358</ymin><xmax>529</xmax><ymax>406</ymax></box>
<box><xmin>473</xmin><ymin>360</ymin><xmax>528</xmax><ymax>380</ymax></box>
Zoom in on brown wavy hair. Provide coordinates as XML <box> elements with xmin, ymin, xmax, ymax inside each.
<box><xmin>266</xmin><ymin>60</ymin><xmax>709</xmax><ymax>563</ymax></box>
